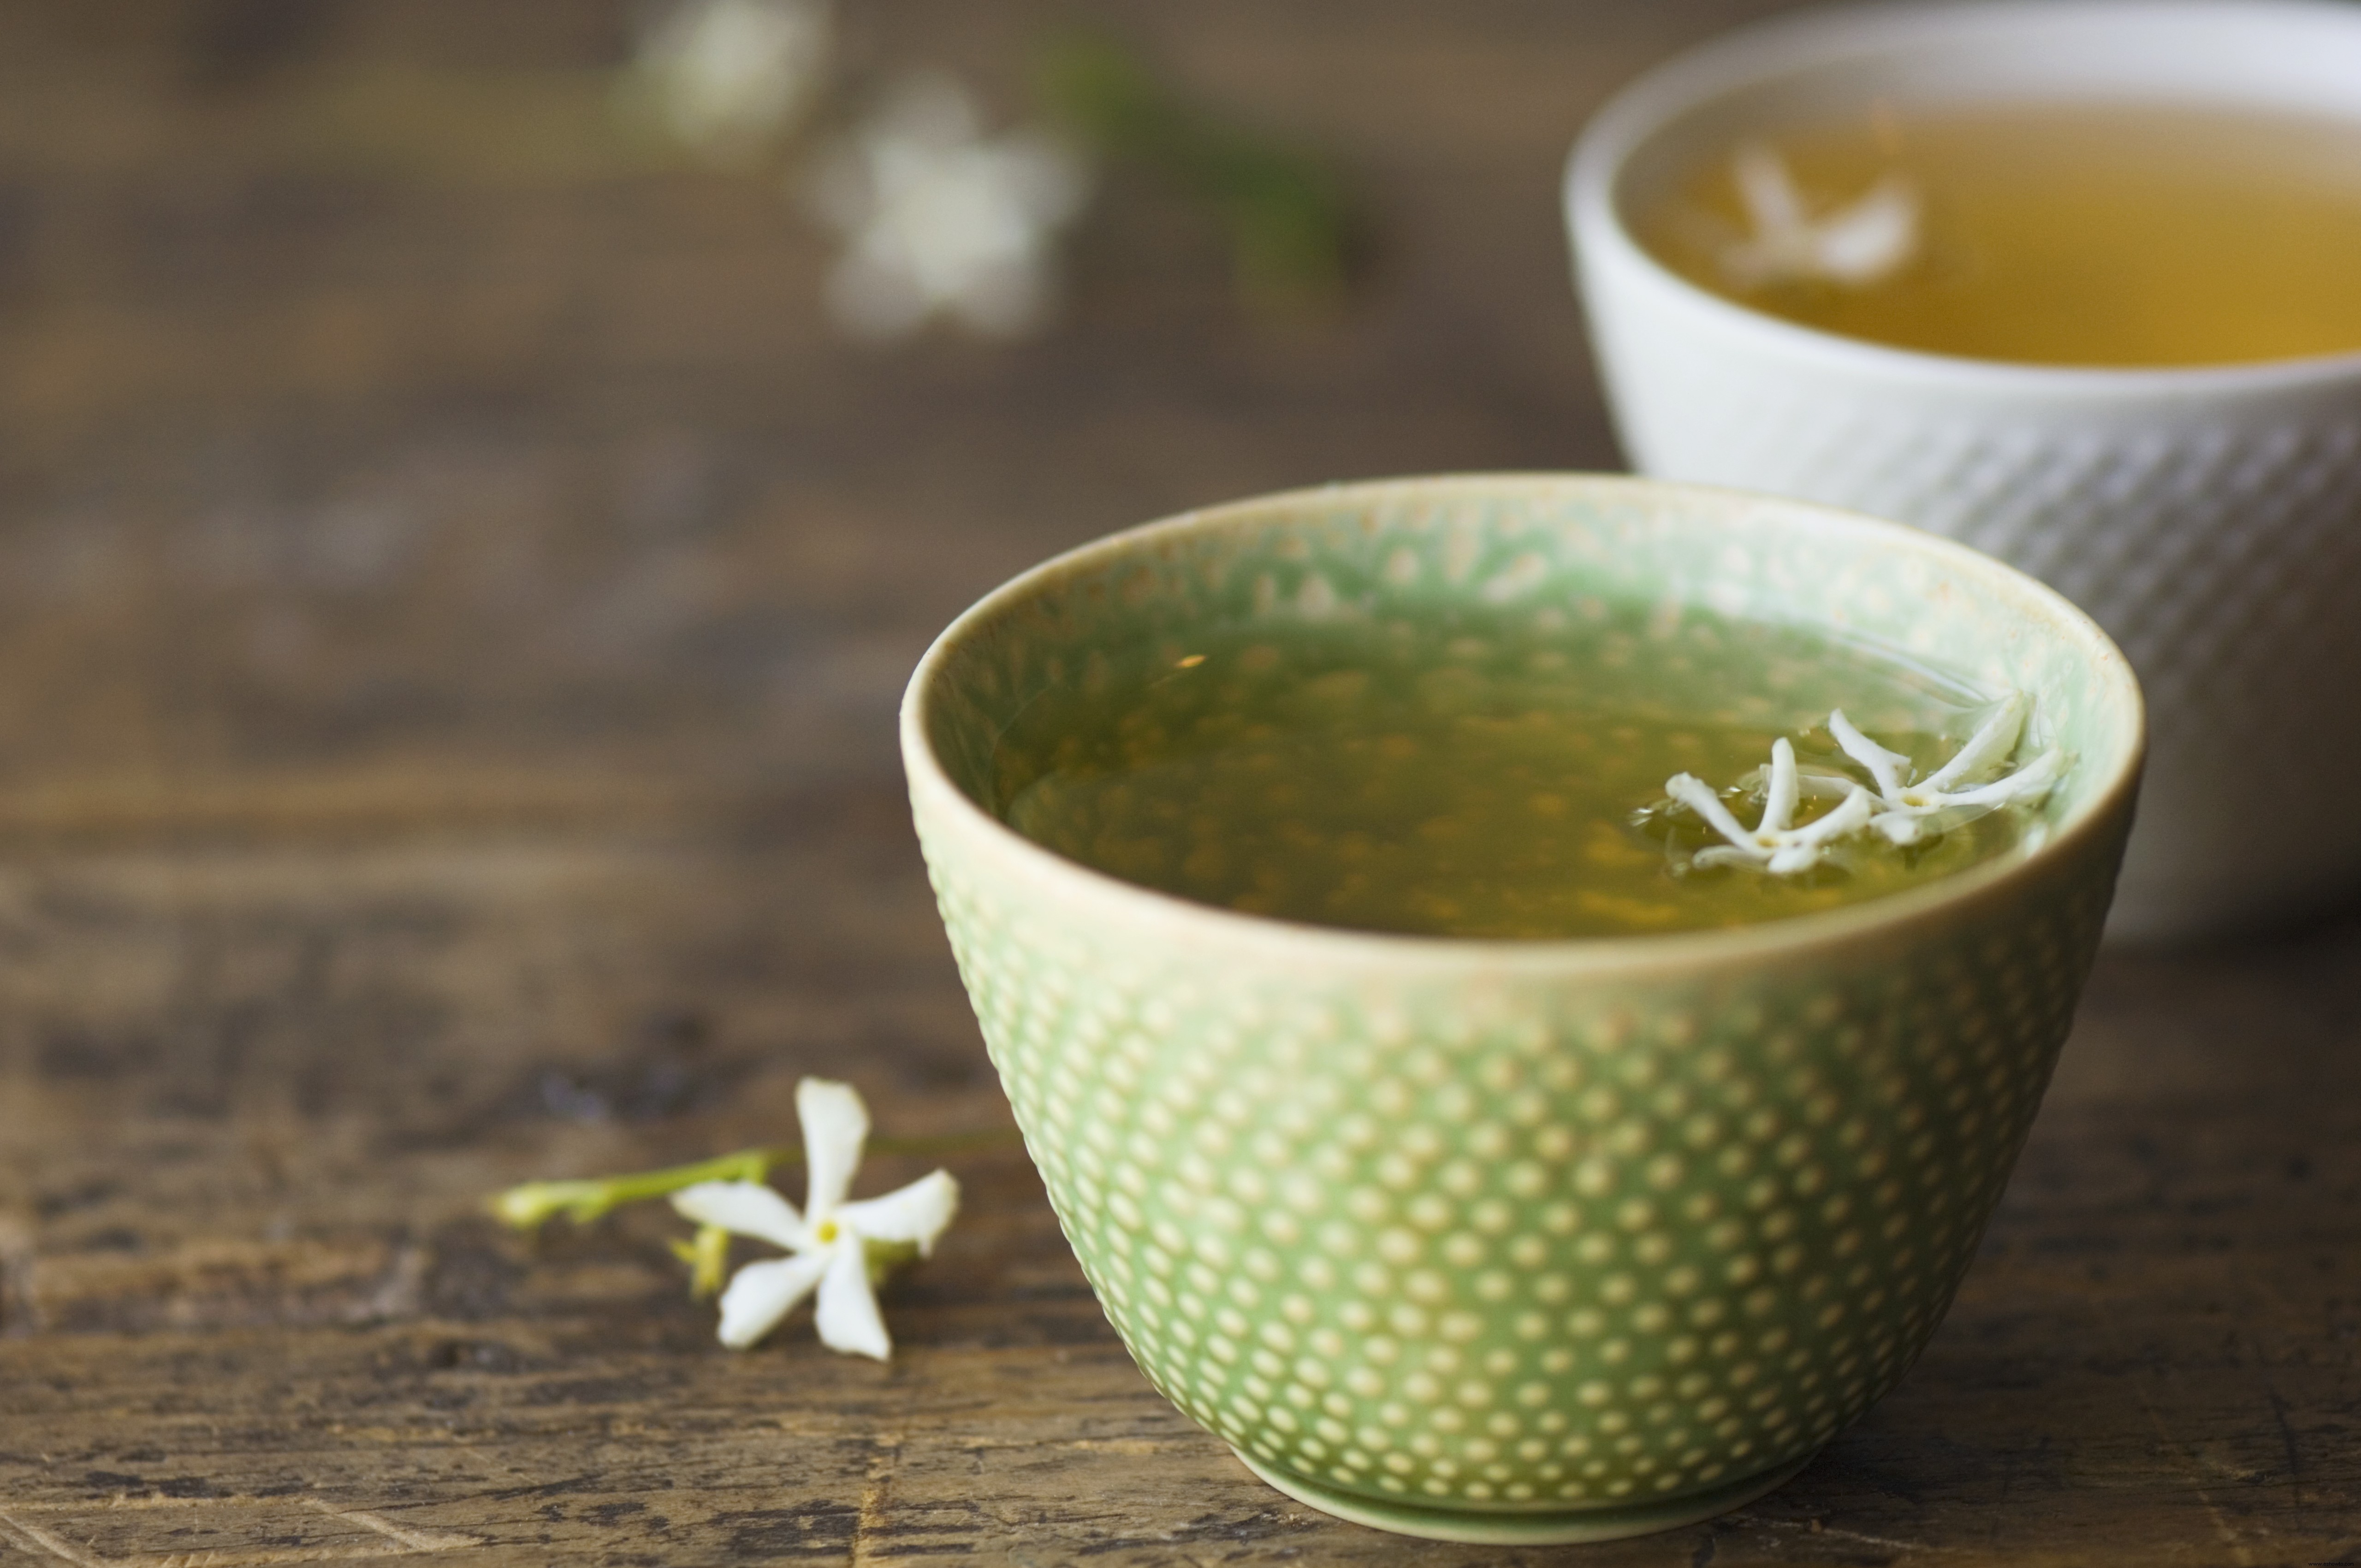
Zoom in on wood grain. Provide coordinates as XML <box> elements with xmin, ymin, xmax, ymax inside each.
<box><xmin>0</xmin><ymin>1</ymin><xmax>2354</xmax><ymax>1562</ymax></box>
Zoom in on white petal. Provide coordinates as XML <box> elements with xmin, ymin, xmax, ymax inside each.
<box><xmin>1787</xmin><ymin>786</ymin><xmax>1876</xmax><ymax>851</ymax></box>
<box><xmin>713</xmin><ymin>1251</ymin><xmax>829</xmax><ymax>1349</ymax></box>
<box><xmin>798</xmin><ymin>1077</ymin><xmax>871</xmax><ymax>1219</ymax></box>
<box><xmin>1693</xmin><ymin>845</ymin><xmax>1768</xmax><ymax>870</ymax></box>
<box><xmin>1923</xmin><ymin>693</ymin><xmax>2028</xmax><ymax>793</ymax></box>
<box><xmin>1810</xmin><ymin>178</ymin><xmax>1919</xmax><ymax>284</ymax></box>
<box><xmin>1828</xmin><ymin>710</ymin><xmax>1909</xmax><ymax>800</ymax></box>
<box><xmin>1872</xmin><ymin>810</ymin><xmax>1925</xmax><ymax>846</ymax></box>
<box><xmin>1896</xmin><ymin>801</ymin><xmax>2000</xmax><ymax>840</ymax></box>
<box><xmin>814</xmin><ymin>1236</ymin><xmax>892</xmax><ymax>1360</ymax></box>
<box><xmin>671</xmin><ymin>1180</ymin><xmax>808</xmax><ymax>1249</ymax></box>
<box><xmin>1761</xmin><ymin>738</ymin><xmax>1801</xmax><ymax>835</ymax></box>
<box><xmin>839</xmin><ymin>1170</ymin><xmax>961</xmax><ymax>1256</ymax></box>
<box><xmin>1666</xmin><ymin>773</ymin><xmax>1762</xmax><ymax>851</ymax></box>
<box><xmin>1733</xmin><ymin>141</ymin><xmax>1808</xmax><ymax>238</ymax></box>
<box><xmin>2015</xmin><ymin>745</ymin><xmax>2066</xmax><ymax>796</ymax></box>
<box><xmin>1793</xmin><ymin>768</ymin><xmax>1858</xmax><ymax>800</ymax></box>
<box><xmin>1942</xmin><ymin>746</ymin><xmax>2063</xmax><ymax>808</ymax></box>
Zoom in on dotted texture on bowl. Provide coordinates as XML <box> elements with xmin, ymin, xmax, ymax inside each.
<box><xmin>921</xmin><ymin>829</ymin><xmax>2118</xmax><ymax>1515</ymax></box>
<box><xmin>907</xmin><ymin>483</ymin><xmax>2136</xmax><ymax>1520</ymax></box>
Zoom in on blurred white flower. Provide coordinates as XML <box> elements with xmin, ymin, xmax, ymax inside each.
<box><xmin>632</xmin><ymin>0</ymin><xmax>832</xmax><ymax>157</ymax></box>
<box><xmin>1722</xmin><ymin>140</ymin><xmax>1919</xmax><ymax>290</ymax></box>
<box><xmin>804</xmin><ymin>72</ymin><xmax>1092</xmax><ymax>339</ymax></box>
<box><xmin>671</xmin><ymin>1078</ymin><xmax>958</xmax><ymax>1359</ymax></box>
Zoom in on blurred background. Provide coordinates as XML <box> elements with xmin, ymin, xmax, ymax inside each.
<box><xmin>0</xmin><ymin>0</ymin><xmax>1810</xmax><ymax>824</ymax></box>
<box><xmin>0</xmin><ymin>0</ymin><xmax>1827</xmax><ymax>1338</ymax></box>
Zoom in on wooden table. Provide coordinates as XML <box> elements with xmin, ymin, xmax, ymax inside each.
<box><xmin>0</xmin><ymin>2</ymin><xmax>2354</xmax><ymax>1562</ymax></box>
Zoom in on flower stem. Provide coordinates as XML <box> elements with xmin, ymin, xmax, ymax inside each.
<box><xmin>670</xmin><ymin>1224</ymin><xmax>735</xmax><ymax>1299</ymax></box>
<box><xmin>487</xmin><ymin>1129</ymin><xmax>1021</xmax><ymax>1231</ymax></box>
<box><xmin>489</xmin><ymin>1148</ymin><xmax>777</xmax><ymax>1229</ymax></box>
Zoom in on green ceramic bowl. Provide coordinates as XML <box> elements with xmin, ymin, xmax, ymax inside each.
<box><xmin>901</xmin><ymin>475</ymin><xmax>2142</xmax><ymax>1544</ymax></box>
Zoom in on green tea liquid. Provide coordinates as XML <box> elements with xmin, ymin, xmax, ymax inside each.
<box><xmin>991</xmin><ymin>609</ymin><xmax>2024</xmax><ymax>939</ymax></box>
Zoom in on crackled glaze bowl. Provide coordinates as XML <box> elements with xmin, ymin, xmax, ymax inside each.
<box><xmin>1566</xmin><ymin>0</ymin><xmax>2361</xmax><ymax>943</ymax></box>
<box><xmin>901</xmin><ymin>475</ymin><xmax>2143</xmax><ymax>1543</ymax></box>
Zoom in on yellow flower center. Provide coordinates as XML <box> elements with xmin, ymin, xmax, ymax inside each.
<box><xmin>815</xmin><ymin>1219</ymin><xmax>841</xmax><ymax>1244</ymax></box>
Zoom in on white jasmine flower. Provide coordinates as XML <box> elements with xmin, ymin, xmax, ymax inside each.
<box><xmin>672</xmin><ymin>1078</ymin><xmax>958</xmax><ymax>1359</ymax></box>
<box><xmin>1722</xmin><ymin>140</ymin><xmax>1919</xmax><ymax>290</ymax></box>
<box><xmin>631</xmin><ymin>0</ymin><xmax>833</xmax><ymax>157</ymax></box>
<box><xmin>1663</xmin><ymin>693</ymin><xmax>2064</xmax><ymax>874</ymax></box>
<box><xmin>1830</xmin><ymin>694</ymin><xmax>2065</xmax><ymax>846</ymax></box>
<box><xmin>1667</xmin><ymin>737</ymin><xmax>1879</xmax><ymax>875</ymax></box>
<box><xmin>803</xmin><ymin>71</ymin><xmax>1091</xmax><ymax>339</ymax></box>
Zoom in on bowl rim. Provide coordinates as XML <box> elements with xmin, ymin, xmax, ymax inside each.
<box><xmin>899</xmin><ymin>473</ymin><xmax>2147</xmax><ymax>978</ymax></box>
<box><xmin>1563</xmin><ymin>0</ymin><xmax>2361</xmax><ymax>394</ymax></box>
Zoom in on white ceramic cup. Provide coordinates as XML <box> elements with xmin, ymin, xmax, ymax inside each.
<box><xmin>1566</xmin><ymin>0</ymin><xmax>2361</xmax><ymax>945</ymax></box>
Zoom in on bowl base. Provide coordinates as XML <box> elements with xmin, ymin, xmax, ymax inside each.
<box><xmin>1230</xmin><ymin>1447</ymin><xmax>1818</xmax><ymax>1544</ymax></box>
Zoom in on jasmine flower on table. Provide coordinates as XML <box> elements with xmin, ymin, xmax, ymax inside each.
<box><xmin>1721</xmin><ymin>139</ymin><xmax>1920</xmax><ymax>290</ymax></box>
<box><xmin>672</xmin><ymin>1078</ymin><xmax>959</xmax><ymax>1359</ymax></box>
<box><xmin>803</xmin><ymin>72</ymin><xmax>1091</xmax><ymax>339</ymax></box>
<box><xmin>487</xmin><ymin>1077</ymin><xmax>965</xmax><ymax>1361</ymax></box>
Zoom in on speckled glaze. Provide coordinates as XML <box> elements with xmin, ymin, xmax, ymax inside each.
<box><xmin>901</xmin><ymin>475</ymin><xmax>2144</xmax><ymax>1543</ymax></box>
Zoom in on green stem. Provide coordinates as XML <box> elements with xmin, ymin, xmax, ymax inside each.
<box><xmin>487</xmin><ymin>1129</ymin><xmax>1023</xmax><ymax>1231</ymax></box>
<box><xmin>489</xmin><ymin>1148</ymin><xmax>776</xmax><ymax>1229</ymax></box>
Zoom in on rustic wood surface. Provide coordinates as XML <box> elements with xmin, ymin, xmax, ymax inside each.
<box><xmin>0</xmin><ymin>2</ymin><xmax>2355</xmax><ymax>1563</ymax></box>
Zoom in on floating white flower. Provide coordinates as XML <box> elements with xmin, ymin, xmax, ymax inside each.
<box><xmin>1667</xmin><ymin>737</ymin><xmax>1878</xmax><ymax>875</ymax></box>
<box><xmin>630</xmin><ymin>0</ymin><xmax>834</xmax><ymax>157</ymax></box>
<box><xmin>803</xmin><ymin>72</ymin><xmax>1091</xmax><ymax>339</ymax></box>
<box><xmin>1831</xmin><ymin>692</ymin><xmax>2065</xmax><ymax>846</ymax></box>
<box><xmin>1722</xmin><ymin>140</ymin><xmax>1919</xmax><ymax>290</ymax></box>
<box><xmin>1663</xmin><ymin>694</ymin><xmax>2064</xmax><ymax>875</ymax></box>
<box><xmin>672</xmin><ymin>1078</ymin><xmax>959</xmax><ymax>1359</ymax></box>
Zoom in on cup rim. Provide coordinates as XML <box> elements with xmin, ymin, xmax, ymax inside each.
<box><xmin>900</xmin><ymin>473</ymin><xmax>2146</xmax><ymax>978</ymax></box>
<box><xmin>1564</xmin><ymin>0</ymin><xmax>2361</xmax><ymax>394</ymax></box>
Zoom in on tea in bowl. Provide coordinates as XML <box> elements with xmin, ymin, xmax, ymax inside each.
<box><xmin>1565</xmin><ymin>0</ymin><xmax>2361</xmax><ymax>944</ymax></box>
<box><xmin>901</xmin><ymin>475</ymin><xmax>2142</xmax><ymax>1543</ymax></box>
